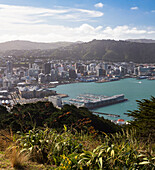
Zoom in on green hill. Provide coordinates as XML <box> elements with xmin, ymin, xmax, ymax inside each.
<box><xmin>1</xmin><ymin>39</ymin><xmax>155</xmax><ymax>63</ymax></box>
<box><xmin>0</xmin><ymin>102</ymin><xmax>120</xmax><ymax>133</ymax></box>
<box><xmin>49</xmin><ymin>39</ymin><xmax>155</xmax><ymax>62</ymax></box>
<box><xmin>0</xmin><ymin>40</ymin><xmax>75</xmax><ymax>51</ymax></box>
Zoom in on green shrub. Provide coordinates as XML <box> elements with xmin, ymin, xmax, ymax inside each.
<box><xmin>14</xmin><ymin>127</ymin><xmax>154</xmax><ymax>169</ymax></box>
<box><xmin>125</xmin><ymin>96</ymin><xmax>155</xmax><ymax>142</ymax></box>
<box><xmin>59</xmin><ymin>129</ymin><xmax>155</xmax><ymax>170</ymax></box>
<box><xmin>14</xmin><ymin>126</ymin><xmax>82</xmax><ymax>165</ymax></box>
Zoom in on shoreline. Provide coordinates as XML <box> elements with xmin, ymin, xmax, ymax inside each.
<box><xmin>51</xmin><ymin>78</ymin><xmax>155</xmax><ymax>121</ymax></box>
<box><xmin>49</xmin><ymin>76</ymin><xmax>155</xmax><ymax>89</ymax></box>
<box><xmin>55</xmin><ymin>76</ymin><xmax>155</xmax><ymax>88</ymax></box>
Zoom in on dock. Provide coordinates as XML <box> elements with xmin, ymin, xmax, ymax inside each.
<box><xmin>93</xmin><ymin>111</ymin><xmax>120</xmax><ymax>118</ymax></box>
<box><xmin>63</xmin><ymin>93</ymin><xmax>128</xmax><ymax>109</ymax></box>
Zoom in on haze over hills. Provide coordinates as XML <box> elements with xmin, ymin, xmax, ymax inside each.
<box><xmin>0</xmin><ymin>39</ymin><xmax>155</xmax><ymax>52</ymax></box>
<box><xmin>0</xmin><ymin>39</ymin><xmax>155</xmax><ymax>63</ymax></box>
<box><xmin>126</xmin><ymin>39</ymin><xmax>155</xmax><ymax>43</ymax></box>
<box><xmin>0</xmin><ymin>40</ymin><xmax>75</xmax><ymax>51</ymax></box>
<box><xmin>49</xmin><ymin>39</ymin><xmax>155</xmax><ymax>63</ymax></box>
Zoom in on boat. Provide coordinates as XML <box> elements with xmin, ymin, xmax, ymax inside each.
<box><xmin>147</xmin><ymin>76</ymin><xmax>155</xmax><ymax>80</ymax></box>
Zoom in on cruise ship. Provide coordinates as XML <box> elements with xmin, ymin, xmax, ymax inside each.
<box><xmin>64</xmin><ymin>94</ymin><xmax>128</xmax><ymax>109</ymax></box>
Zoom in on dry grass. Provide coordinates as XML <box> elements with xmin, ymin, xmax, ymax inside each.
<box><xmin>81</xmin><ymin>138</ymin><xmax>102</xmax><ymax>151</ymax></box>
<box><xmin>0</xmin><ymin>152</ymin><xmax>13</xmax><ymax>169</ymax></box>
<box><xmin>0</xmin><ymin>151</ymin><xmax>52</xmax><ymax>170</ymax></box>
<box><xmin>5</xmin><ymin>146</ymin><xmax>29</xmax><ymax>169</ymax></box>
<box><xmin>0</xmin><ymin>130</ymin><xmax>51</xmax><ymax>169</ymax></box>
<box><xmin>0</xmin><ymin>130</ymin><xmax>13</xmax><ymax>151</ymax></box>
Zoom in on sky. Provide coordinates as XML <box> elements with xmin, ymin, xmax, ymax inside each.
<box><xmin>0</xmin><ymin>0</ymin><xmax>155</xmax><ymax>42</ymax></box>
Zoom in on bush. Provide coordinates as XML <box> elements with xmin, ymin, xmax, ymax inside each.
<box><xmin>125</xmin><ymin>96</ymin><xmax>155</xmax><ymax>142</ymax></box>
<box><xmin>1</xmin><ymin>102</ymin><xmax>120</xmax><ymax>134</ymax></box>
<box><xmin>14</xmin><ymin>126</ymin><xmax>82</xmax><ymax>165</ymax></box>
<box><xmin>11</xmin><ymin>128</ymin><xmax>155</xmax><ymax>169</ymax></box>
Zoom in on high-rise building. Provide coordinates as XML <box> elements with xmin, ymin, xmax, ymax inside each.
<box><xmin>75</xmin><ymin>63</ymin><xmax>85</xmax><ymax>74</ymax></box>
<box><xmin>103</xmin><ymin>63</ymin><xmax>108</xmax><ymax>71</ymax></box>
<box><xmin>97</xmin><ymin>68</ymin><xmax>105</xmax><ymax>77</ymax></box>
<box><xmin>69</xmin><ymin>69</ymin><xmax>77</xmax><ymax>79</ymax></box>
<box><xmin>38</xmin><ymin>73</ymin><xmax>45</xmax><ymax>83</ymax></box>
<box><xmin>45</xmin><ymin>74</ymin><xmax>52</xmax><ymax>82</ymax></box>
<box><xmin>44</xmin><ymin>63</ymin><xmax>51</xmax><ymax>75</ymax></box>
<box><xmin>51</xmin><ymin>69</ymin><xmax>56</xmax><ymax>81</ymax></box>
<box><xmin>6</xmin><ymin>61</ymin><xmax>13</xmax><ymax>75</ymax></box>
<box><xmin>28</xmin><ymin>69</ymin><xmax>39</xmax><ymax>78</ymax></box>
<box><xmin>119</xmin><ymin>66</ymin><xmax>127</xmax><ymax>76</ymax></box>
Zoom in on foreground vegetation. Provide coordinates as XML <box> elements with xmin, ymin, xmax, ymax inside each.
<box><xmin>0</xmin><ymin>102</ymin><xmax>120</xmax><ymax>133</ymax></box>
<box><xmin>0</xmin><ymin>127</ymin><xmax>154</xmax><ymax>169</ymax></box>
<box><xmin>0</xmin><ymin>97</ymin><xmax>155</xmax><ymax>169</ymax></box>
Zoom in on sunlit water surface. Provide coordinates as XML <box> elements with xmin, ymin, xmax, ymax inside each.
<box><xmin>52</xmin><ymin>78</ymin><xmax>155</xmax><ymax>121</ymax></box>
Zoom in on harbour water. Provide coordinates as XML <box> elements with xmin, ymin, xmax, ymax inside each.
<box><xmin>52</xmin><ymin>78</ymin><xmax>155</xmax><ymax>121</ymax></box>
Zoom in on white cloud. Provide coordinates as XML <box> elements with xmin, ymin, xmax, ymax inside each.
<box><xmin>0</xmin><ymin>4</ymin><xmax>155</xmax><ymax>42</ymax></box>
<box><xmin>76</xmin><ymin>9</ymin><xmax>103</xmax><ymax>17</ymax></box>
<box><xmin>151</xmin><ymin>10</ymin><xmax>155</xmax><ymax>13</ymax></box>
<box><xmin>102</xmin><ymin>26</ymin><xmax>148</xmax><ymax>40</ymax></box>
<box><xmin>130</xmin><ymin>7</ymin><xmax>139</xmax><ymax>10</ymax></box>
<box><xmin>0</xmin><ymin>22</ymin><xmax>155</xmax><ymax>43</ymax></box>
<box><xmin>94</xmin><ymin>3</ymin><xmax>104</xmax><ymax>8</ymax></box>
<box><xmin>0</xmin><ymin>4</ymin><xmax>103</xmax><ymax>25</ymax></box>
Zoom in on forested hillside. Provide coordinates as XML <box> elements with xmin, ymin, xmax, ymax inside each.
<box><xmin>0</xmin><ymin>102</ymin><xmax>119</xmax><ymax>133</ymax></box>
<box><xmin>1</xmin><ymin>39</ymin><xmax>155</xmax><ymax>63</ymax></box>
<box><xmin>0</xmin><ymin>40</ymin><xmax>74</xmax><ymax>51</ymax></box>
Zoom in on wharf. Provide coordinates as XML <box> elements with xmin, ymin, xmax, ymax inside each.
<box><xmin>93</xmin><ymin>111</ymin><xmax>120</xmax><ymax>118</ymax></box>
<box><xmin>63</xmin><ymin>94</ymin><xmax>128</xmax><ymax>109</ymax></box>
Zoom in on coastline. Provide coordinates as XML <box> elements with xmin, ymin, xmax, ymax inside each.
<box><xmin>52</xmin><ymin>78</ymin><xmax>155</xmax><ymax>121</ymax></box>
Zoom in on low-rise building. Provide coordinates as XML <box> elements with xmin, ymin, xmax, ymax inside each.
<box><xmin>18</xmin><ymin>86</ymin><xmax>56</xmax><ymax>99</ymax></box>
<box><xmin>48</xmin><ymin>96</ymin><xmax>62</xmax><ymax>108</ymax></box>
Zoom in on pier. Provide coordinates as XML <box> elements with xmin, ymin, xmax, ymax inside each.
<box><xmin>93</xmin><ymin>111</ymin><xmax>120</xmax><ymax>118</ymax></box>
<box><xmin>63</xmin><ymin>93</ymin><xmax>128</xmax><ymax>109</ymax></box>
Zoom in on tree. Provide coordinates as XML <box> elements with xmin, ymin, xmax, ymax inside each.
<box><xmin>0</xmin><ymin>105</ymin><xmax>9</xmax><ymax>129</ymax></box>
<box><xmin>0</xmin><ymin>102</ymin><xmax>120</xmax><ymax>133</ymax></box>
<box><xmin>126</xmin><ymin>96</ymin><xmax>155</xmax><ymax>141</ymax></box>
<box><xmin>9</xmin><ymin>101</ymin><xmax>58</xmax><ymax>132</ymax></box>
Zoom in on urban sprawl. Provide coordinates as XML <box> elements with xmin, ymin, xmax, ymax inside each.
<box><xmin>0</xmin><ymin>55</ymin><xmax>155</xmax><ymax>108</ymax></box>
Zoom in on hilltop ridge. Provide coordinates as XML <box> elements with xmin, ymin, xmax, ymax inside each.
<box><xmin>0</xmin><ymin>39</ymin><xmax>155</xmax><ymax>63</ymax></box>
<box><xmin>0</xmin><ymin>40</ymin><xmax>75</xmax><ymax>51</ymax></box>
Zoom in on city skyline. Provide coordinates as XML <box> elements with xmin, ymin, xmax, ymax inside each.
<box><xmin>0</xmin><ymin>0</ymin><xmax>155</xmax><ymax>42</ymax></box>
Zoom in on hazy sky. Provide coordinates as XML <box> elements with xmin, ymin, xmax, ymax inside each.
<box><xmin>0</xmin><ymin>0</ymin><xmax>155</xmax><ymax>42</ymax></box>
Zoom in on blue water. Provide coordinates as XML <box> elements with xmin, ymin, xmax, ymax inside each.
<box><xmin>52</xmin><ymin>78</ymin><xmax>155</xmax><ymax>121</ymax></box>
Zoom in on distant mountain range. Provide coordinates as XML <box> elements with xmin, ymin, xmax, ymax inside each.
<box><xmin>0</xmin><ymin>39</ymin><xmax>155</xmax><ymax>52</ymax></box>
<box><xmin>126</xmin><ymin>39</ymin><xmax>155</xmax><ymax>43</ymax></box>
<box><xmin>0</xmin><ymin>40</ymin><xmax>75</xmax><ymax>51</ymax></box>
<box><xmin>0</xmin><ymin>39</ymin><xmax>155</xmax><ymax>63</ymax></box>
